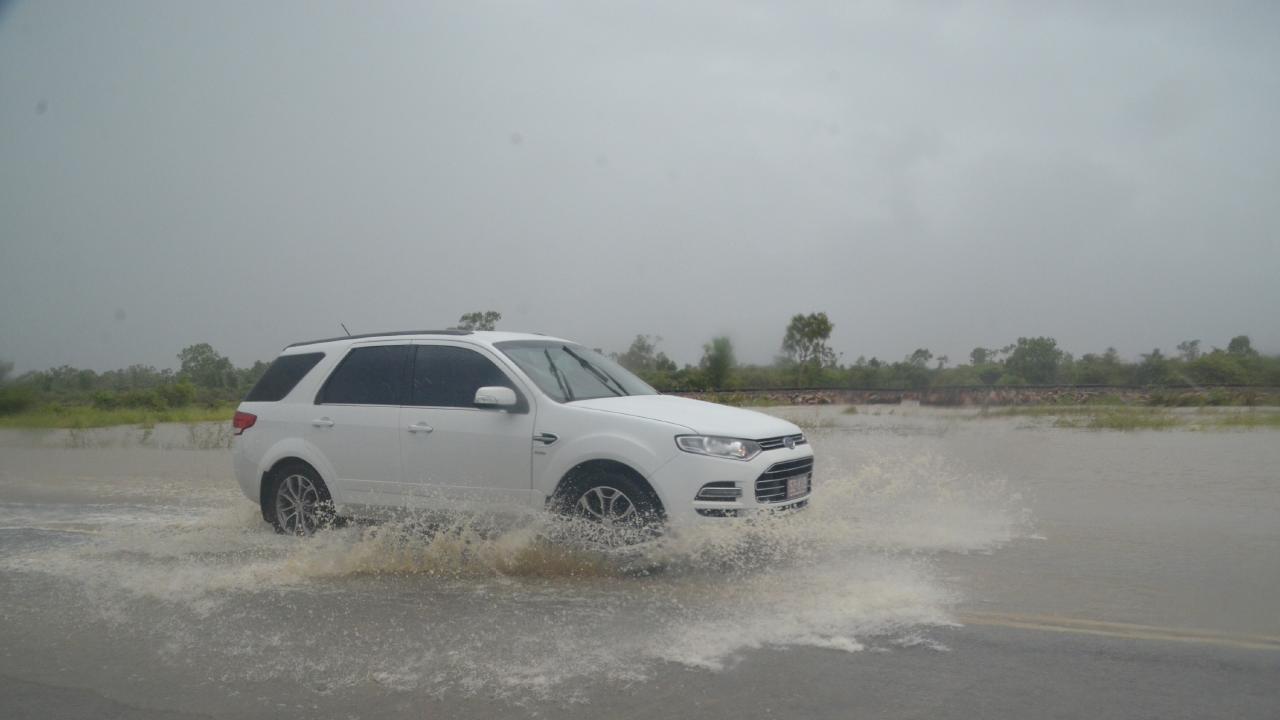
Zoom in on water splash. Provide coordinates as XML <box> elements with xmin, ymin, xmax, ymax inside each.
<box><xmin>0</xmin><ymin>449</ymin><xmax>1030</xmax><ymax>699</ymax></box>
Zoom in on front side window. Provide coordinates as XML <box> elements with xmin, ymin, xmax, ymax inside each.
<box><xmin>495</xmin><ymin>341</ymin><xmax>657</xmax><ymax>402</ymax></box>
<box><xmin>411</xmin><ymin>345</ymin><xmax>517</xmax><ymax>408</ymax></box>
<box><xmin>316</xmin><ymin>345</ymin><xmax>411</xmax><ymax>405</ymax></box>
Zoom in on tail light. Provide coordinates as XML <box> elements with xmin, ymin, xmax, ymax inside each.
<box><xmin>232</xmin><ymin>411</ymin><xmax>257</xmax><ymax>435</ymax></box>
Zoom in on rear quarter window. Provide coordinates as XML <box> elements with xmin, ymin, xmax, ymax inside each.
<box><xmin>244</xmin><ymin>353</ymin><xmax>325</xmax><ymax>402</ymax></box>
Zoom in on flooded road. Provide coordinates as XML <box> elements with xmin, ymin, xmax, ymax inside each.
<box><xmin>1</xmin><ymin>408</ymin><xmax>1278</xmax><ymax>718</ymax></box>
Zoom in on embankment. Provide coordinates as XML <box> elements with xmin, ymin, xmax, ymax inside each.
<box><xmin>673</xmin><ymin>386</ymin><xmax>1280</xmax><ymax>407</ymax></box>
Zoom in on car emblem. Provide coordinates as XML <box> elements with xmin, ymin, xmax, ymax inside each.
<box><xmin>784</xmin><ymin>436</ymin><xmax>796</xmax><ymax>450</ymax></box>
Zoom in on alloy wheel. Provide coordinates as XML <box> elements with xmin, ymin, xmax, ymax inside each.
<box><xmin>275</xmin><ymin>473</ymin><xmax>322</xmax><ymax>535</ymax></box>
<box><xmin>576</xmin><ymin>485</ymin><xmax>638</xmax><ymax>526</ymax></box>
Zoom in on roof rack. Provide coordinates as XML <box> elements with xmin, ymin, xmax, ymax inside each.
<box><xmin>285</xmin><ymin>329</ymin><xmax>473</xmax><ymax>348</ymax></box>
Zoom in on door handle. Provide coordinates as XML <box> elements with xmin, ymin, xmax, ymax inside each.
<box><xmin>533</xmin><ymin>432</ymin><xmax>558</xmax><ymax>445</ymax></box>
<box><xmin>311</xmin><ymin>417</ymin><xmax>334</xmax><ymax>427</ymax></box>
<box><xmin>408</xmin><ymin>422</ymin><xmax>434</xmax><ymax>434</ymax></box>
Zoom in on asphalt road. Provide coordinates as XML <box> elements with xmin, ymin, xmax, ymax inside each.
<box><xmin>1</xmin><ymin>412</ymin><xmax>1277</xmax><ymax>719</ymax></box>
<box><xmin>3</xmin><ymin>622</ymin><xmax>1277</xmax><ymax>720</ymax></box>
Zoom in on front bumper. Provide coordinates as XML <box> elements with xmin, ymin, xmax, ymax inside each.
<box><xmin>648</xmin><ymin>445</ymin><xmax>815</xmax><ymax>525</ymax></box>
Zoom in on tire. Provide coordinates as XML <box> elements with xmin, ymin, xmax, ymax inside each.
<box><xmin>263</xmin><ymin>462</ymin><xmax>337</xmax><ymax>535</ymax></box>
<box><xmin>553</xmin><ymin>467</ymin><xmax>664</xmax><ymax>544</ymax></box>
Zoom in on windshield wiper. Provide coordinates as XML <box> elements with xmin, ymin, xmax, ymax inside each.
<box><xmin>562</xmin><ymin>346</ymin><xmax>626</xmax><ymax>397</ymax></box>
<box><xmin>543</xmin><ymin>348</ymin><xmax>574</xmax><ymax>401</ymax></box>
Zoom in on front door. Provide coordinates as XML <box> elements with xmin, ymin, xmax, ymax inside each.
<box><xmin>398</xmin><ymin>342</ymin><xmax>537</xmax><ymax>508</ymax></box>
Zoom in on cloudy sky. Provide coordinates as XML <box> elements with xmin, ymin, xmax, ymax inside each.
<box><xmin>2</xmin><ymin>0</ymin><xmax>1277</xmax><ymax>372</ymax></box>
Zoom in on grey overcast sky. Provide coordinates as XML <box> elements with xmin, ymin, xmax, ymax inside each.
<box><xmin>1</xmin><ymin>1</ymin><xmax>1277</xmax><ymax>372</ymax></box>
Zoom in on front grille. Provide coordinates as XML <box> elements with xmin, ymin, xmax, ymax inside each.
<box><xmin>757</xmin><ymin>433</ymin><xmax>807</xmax><ymax>451</ymax></box>
<box><xmin>755</xmin><ymin>457</ymin><xmax>813</xmax><ymax>503</ymax></box>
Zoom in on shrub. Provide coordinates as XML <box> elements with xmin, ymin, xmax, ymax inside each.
<box><xmin>1086</xmin><ymin>394</ymin><xmax>1126</xmax><ymax>406</ymax></box>
<box><xmin>1186</xmin><ymin>353</ymin><xmax>1249</xmax><ymax>385</ymax></box>
<box><xmin>0</xmin><ymin>387</ymin><xmax>36</xmax><ymax>415</ymax></box>
<box><xmin>119</xmin><ymin>389</ymin><xmax>168</xmax><ymax>410</ymax></box>
<box><xmin>1206</xmin><ymin>389</ymin><xmax>1233</xmax><ymax>407</ymax></box>
<box><xmin>195</xmin><ymin>386</ymin><xmax>228</xmax><ymax>408</ymax></box>
<box><xmin>157</xmin><ymin>381</ymin><xmax>197</xmax><ymax>408</ymax></box>
<box><xmin>91</xmin><ymin>390</ymin><xmax>120</xmax><ymax>410</ymax></box>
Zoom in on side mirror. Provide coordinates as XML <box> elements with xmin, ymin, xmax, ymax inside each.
<box><xmin>474</xmin><ymin>386</ymin><xmax>517</xmax><ymax>409</ymax></box>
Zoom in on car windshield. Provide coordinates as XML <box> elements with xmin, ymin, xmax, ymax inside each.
<box><xmin>495</xmin><ymin>340</ymin><xmax>657</xmax><ymax>402</ymax></box>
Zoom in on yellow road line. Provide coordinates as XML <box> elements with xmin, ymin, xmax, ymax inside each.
<box><xmin>957</xmin><ymin>611</ymin><xmax>1280</xmax><ymax>651</ymax></box>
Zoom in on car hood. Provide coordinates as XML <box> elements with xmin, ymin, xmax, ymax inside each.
<box><xmin>571</xmin><ymin>394</ymin><xmax>802</xmax><ymax>439</ymax></box>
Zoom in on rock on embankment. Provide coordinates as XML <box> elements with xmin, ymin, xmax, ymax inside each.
<box><xmin>672</xmin><ymin>386</ymin><xmax>1280</xmax><ymax>407</ymax></box>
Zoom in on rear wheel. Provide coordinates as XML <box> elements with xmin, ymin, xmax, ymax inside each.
<box><xmin>264</xmin><ymin>463</ymin><xmax>336</xmax><ymax>535</ymax></box>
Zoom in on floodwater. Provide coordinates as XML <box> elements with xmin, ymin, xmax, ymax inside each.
<box><xmin>1</xmin><ymin>407</ymin><xmax>1277</xmax><ymax>718</ymax></box>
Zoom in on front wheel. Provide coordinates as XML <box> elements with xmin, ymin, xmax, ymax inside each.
<box><xmin>264</xmin><ymin>463</ymin><xmax>337</xmax><ymax>535</ymax></box>
<box><xmin>554</xmin><ymin>469</ymin><xmax>664</xmax><ymax>545</ymax></box>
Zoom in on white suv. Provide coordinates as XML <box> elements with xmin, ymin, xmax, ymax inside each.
<box><xmin>232</xmin><ymin>330</ymin><xmax>813</xmax><ymax>534</ymax></box>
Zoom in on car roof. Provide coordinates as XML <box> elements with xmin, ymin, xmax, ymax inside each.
<box><xmin>281</xmin><ymin>329</ymin><xmax>569</xmax><ymax>352</ymax></box>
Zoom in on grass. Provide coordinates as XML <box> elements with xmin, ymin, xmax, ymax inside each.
<box><xmin>0</xmin><ymin>403</ymin><xmax>237</xmax><ymax>429</ymax></box>
<box><xmin>1052</xmin><ymin>409</ymin><xmax>1182</xmax><ymax>431</ymax></box>
<box><xmin>700</xmin><ymin>393</ymin><xmax>791</xmax><ymax>408</ymax></box>
<box><xmin>1197</xmin><ymin>411</ymin><xmax>1280</xmax><ymax>429</ymax></box>
<box><xmin>984</xmin><ymin>405</ymin><xmax>1101</xmax><ymax>418</ymax></box>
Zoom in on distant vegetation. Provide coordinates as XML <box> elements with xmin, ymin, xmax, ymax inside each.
<box><xmin>0</xmin><ymin>308</ymin><xmax>1277</xmax><ymax>428</ymax></box>
<box><xmin>455</xmin><ymin>310</ymin><xmax>502</xmax><ymax>331</ymax></box>
<box><xmin>0</xmin><ymin>344</ymin><xmax>262</xmax><ymax>427</ymax></box>
<box><xmin>0</xmin><ymin>403</ymin><xmax>236</xmax><ymax>430</ymax></box>
<box><xmin>610</xmin><ymin>314</ymin><xmax>1280</xmax><ymax>393</ymax></box>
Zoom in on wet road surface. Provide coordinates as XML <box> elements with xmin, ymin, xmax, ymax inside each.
<box><xmin>1</xmin><ymin>408</ymin><xmax>1277</xmax><ymax>719</ymax></box>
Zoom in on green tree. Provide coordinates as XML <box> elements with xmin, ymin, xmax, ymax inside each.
<box><xmin>239</xmin><ymin>360</ymin><xmax>270</xmax><ymax>391</ymax></box>
<box><xmin>1186</xmin><ymin>351</ymin><xmax>1249</xmax><ymax>385</ymax></box>
<box><xmin>177</xmin><ymin>343</ymin><xmax>236</xmax><ymax>390</ymax></box>
<box><xmin>0</xmin><ymin>359</ymin><xmax>12</xmax><ymax>385</ymax></box>
<box><xmin>1073</xmin><ymin>348</ymin><xmax>1127</xmax><ymax>385</ymax></box>
<box><xmin>700</xmin><ymin>337</ymin><xmax>735</xmax><ymax>389</ymax></box>
<box><xmin>1134</xmin><ymin>348</ymin><xmax>1171</xmax><ymax>385</ymax></box>
<box><xmin>1004</xmin><ymin>336</ymin><xmax>1064</xmax><ymax>384</ymax></box>
<box><xmin>456</xmin><ymin>310</ymin><xmax>502</xmax><ymax>331</ymax></box>
<box><xmin>781</xmin><ymin>312</ymin><xmax>836</xmax><ymax>381</ymax></box>
<box><xmin>978</xmin><ymin>366</ymin><xmax>1003</xmax><ymax>386</ymax></box>
<box><xmin>907</xmin><ymin>348</ymin><xmax>933</xmax><ymax>368</ymax></box>
<box><xmin>1176</xmin><ymin>340</ymin><xmax>1201</xmax><ymax>362</ymax></box>
<box><xmin>615</xmin><ymin>334</ymin><xmax>676</xmax><ymax>374</ymax></box>
<box><xmin>888</xmin><ymin>359</ymin><xmax>932</xmax><ymax>390</ymax></box>
<box><xmin>1227</xmin><ymin>335</ymin><xmax>1257</xmax><ymax>357</ymax></box>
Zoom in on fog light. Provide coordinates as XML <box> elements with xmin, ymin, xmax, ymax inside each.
<box><xmin>695</xmin><ymin>482</ymin><xmax>742</xmax><ymax>501</ymax></box>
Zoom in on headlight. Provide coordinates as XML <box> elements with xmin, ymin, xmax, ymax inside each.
<box><xmin>675</xmin><ymin>435</ymin><xmax>762</xmax><ymax>461</ymax></box>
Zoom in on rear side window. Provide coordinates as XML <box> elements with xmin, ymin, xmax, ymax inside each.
<box><xmin>317</xmin><ymin>345</ymin><xmax>411</xmax><ymax>405</ymax></box>
<box><xmin>411</xmin><ymin>345</ymin><xmax>517</xmax><ymax>408</ymax></box>
<box><xmin>244</xmin><ymin>353</ymin><xmax>324</xmax><ymax>402</ymax></box>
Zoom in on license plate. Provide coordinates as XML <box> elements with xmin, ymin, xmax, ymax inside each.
<box><xmin>786</xmin><ymin>473</ymin><xmax>810</xmax><ymax>499</ymax></box>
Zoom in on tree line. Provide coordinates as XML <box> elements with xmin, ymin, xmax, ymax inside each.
<box><xmin>0</xmin><ymin>343</ymin><xmax>267</xmax><ymax>415</ymax></box>
<box><xmin>1</xmin><ymin>310</ymin><xmax>1277</xmax><ymax>415</ymax></box>
<box><xmin>610</xmin><ymin>313</ymin><xmax>1280</xmax><ymax>392</ymax></box>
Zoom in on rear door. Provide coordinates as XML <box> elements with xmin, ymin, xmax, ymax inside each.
<box><xmin>307</xmin><ymin>343</ymin><xmax>411</xmax><ymax>506</ymax></box>
<box><xmin>398</xmin><ymin>342</ymin><xmax>537</xmax><ymax>508</ymax></box>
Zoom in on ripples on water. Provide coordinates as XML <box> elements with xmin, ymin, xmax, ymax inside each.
<box><xmin>0</xmin><ymin>423</ymin><xmax>1031</xmax><ymax>700</ymax></box>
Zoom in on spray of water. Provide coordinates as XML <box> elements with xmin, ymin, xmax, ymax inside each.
<box><xmin>0</xmin><ymin>447</ymin><xmax>1031</xmax><ymax>699</ymax></box>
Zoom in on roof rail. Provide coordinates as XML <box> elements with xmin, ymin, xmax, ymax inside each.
<box><xmin>285</xmin><ymin>329</ymin><xmax>473</xmax><ymax>348</ymax></box>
